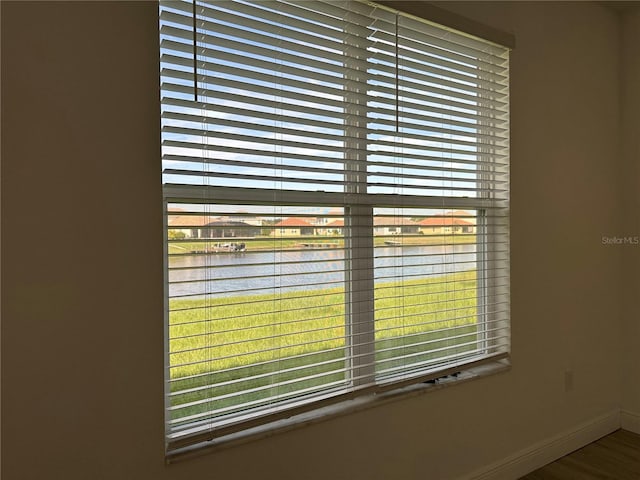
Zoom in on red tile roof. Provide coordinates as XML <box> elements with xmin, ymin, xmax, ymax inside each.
<box><xmin>275</xmin><ymin>217</ymin><xmax>314</xmax><ymax>227</ymax></box>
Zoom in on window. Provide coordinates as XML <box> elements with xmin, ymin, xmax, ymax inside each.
<box><xmin>161</xmin><ymin>0</ymin><xmax>510</xmax><ymax>454</ymax></box>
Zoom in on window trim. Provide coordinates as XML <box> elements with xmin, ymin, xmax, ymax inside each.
<box><xmin>166</xmin><ymin>357</ymin><xmax>511</xmax><ymax>463</ymax></box>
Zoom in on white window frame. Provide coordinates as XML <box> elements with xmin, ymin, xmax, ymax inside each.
<box><xmin>161</xmin><ymin>0</ymin><xmax>511</xmax><ymax>457</ymax></box>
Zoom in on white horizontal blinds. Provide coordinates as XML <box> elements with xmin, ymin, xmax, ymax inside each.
<box><xmin>160</xmin><ymin>0</ymin><xmax>370</xmax><ymax>192</ymax></box>
<box><xmin>371</xmin><ymin>208</ymin><xmax>509</xmax><ymax>382</ymax></box>
<box><xmin>364</xmin><ymin>9</ymin><xmax>510</xmax><ymax>381</ymax></box>
<box><xmin>366</xmin><ymin>8</ymin><xmax>509</xmax><ymax>198</ymax></box>
<box><xmin>167</xmin><ymin>204</ymin><xmax>350</xmax><ymax>439</ymax></box>
<box><xmin>160</xmin><ymin>0</ymin><xmax>508</xmax><ymax>204</ymax></box>
<box><xmin>161</xmin><ymin>0</ymin><xmax>510</xmax><ymax>452</ymax></box>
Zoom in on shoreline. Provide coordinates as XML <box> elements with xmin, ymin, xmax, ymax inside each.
<box><xmin>168</xmin><ymin>235</ymin><xmax>477</xmax><ymax>255</ymax></box>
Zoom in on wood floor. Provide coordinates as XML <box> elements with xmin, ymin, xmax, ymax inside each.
<box><xmin>520</xmin><ymin>429</ymin><xmax>640</xmax><ymax>479</ymax></box>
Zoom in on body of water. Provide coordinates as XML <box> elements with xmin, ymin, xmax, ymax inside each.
<box><xmin>169</xmin><ymin>244</ymin><xmax>477</xmax><ymax>300</ymax></box>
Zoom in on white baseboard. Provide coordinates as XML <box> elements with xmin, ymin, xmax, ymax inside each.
<box><xmin>458</xmin><ymin>410</ymin><xmax>620</xmax><ymax>480</ymax></box>
<box><xmin>621</xmin><ymin>410</ymin><xmax>640</xmax><ymax>434</ymax></box>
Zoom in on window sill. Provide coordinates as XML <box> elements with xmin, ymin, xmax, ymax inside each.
<box><xmin>166</xmin><ymin>357</ymin><xmax>511</xmax><ymax>464</ymax></box>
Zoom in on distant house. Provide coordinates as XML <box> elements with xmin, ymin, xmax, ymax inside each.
<box><xmin>448</xmin><ymin>210</ymin><xmax>477</xmax><ymax>225</ymax></box>
<box><xmin>167</xmin><ymin>209</ymin><xmax>212</xmax><ymax>239</ymax></box>
<box><xmin>167</xmin><ymin>210</ymin><xmax>260</xmax><ymax>239</ymax></box>
<box><xmin>274</xmin><ymin>217</ymin><xmax>315</xmax><ymax>236</ymax></box>
<box><xmin>324</xmin><ymin>219</ymin><xmax>344</xmax><ymax>235</ymax></box>
<box><xmin>206</xmin><ymin>219</ymin><xmax>260</xmax><ymax>238</ymax></box>
<box><xmin>373</xmin><ymin>217</ymin><xmax>420</xmax><ymax>236</ymax></box>
<box><xmin>315</xmin><ymin>207</ymin><xmax>344</xmax><ymax>228</ymax></box>
<box><xmin>224</xmin><ymin>213</ymin><xmax>263</xmax><ymax>227</ymax></box>
<box><xmin>418</xmin><ymin>216</ymin><xmax>475</xmax><ymax>235</ymax></box>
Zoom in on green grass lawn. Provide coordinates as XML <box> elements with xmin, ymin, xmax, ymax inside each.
<box><xmin>168</xmin><ymin>270</ymin><xmax>478</xmax><ymax>425</ymax></box>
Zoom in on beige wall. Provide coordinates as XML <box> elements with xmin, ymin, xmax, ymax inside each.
<box><xmin>0</xmin><ymin>2</ymin><xmax>632</xmax><ymax>479</ymax></box>
<box><xmin>621</xmin><ymin>8</ymin><xmax>640</xmax><ymax>419</ymax></box>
